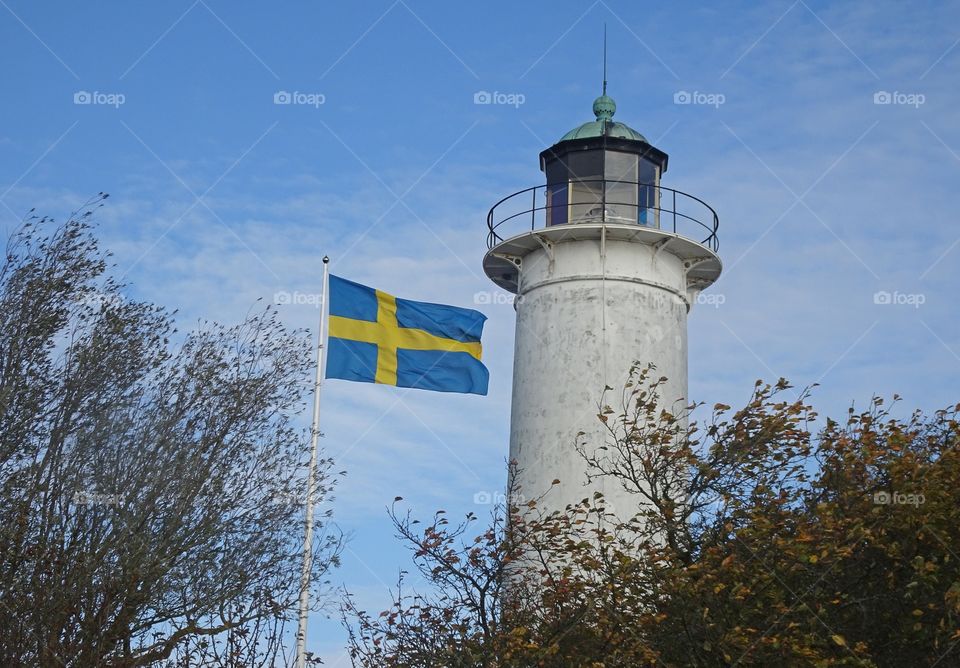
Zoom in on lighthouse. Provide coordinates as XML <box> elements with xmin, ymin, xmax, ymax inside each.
<box><xmin>483</xmin><ymin>85</ymin><xmax>722</xmax><ymax>521</ymax></box>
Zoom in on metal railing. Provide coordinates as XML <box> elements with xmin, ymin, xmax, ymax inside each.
<box><xmin>486</xmin><ymin>179</ymin><xmax>719</xmax><ymax>252</ymax></box>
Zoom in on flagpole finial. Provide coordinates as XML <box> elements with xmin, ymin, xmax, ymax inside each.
<box><xmin>322</xmin><ymin>256</ymin><xmax>329</xmax><ymax>264</ymax></box>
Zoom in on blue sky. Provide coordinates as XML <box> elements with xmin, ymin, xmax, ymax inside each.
<box><xmin>3</xmin><ymin>0</ymin><xmax>959</xmax><ymax>662</ymax></box>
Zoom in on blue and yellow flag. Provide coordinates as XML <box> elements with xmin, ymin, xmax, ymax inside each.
<box><xmin>326</xmin><ymin>275</ymin><xmax>489</xmax><ymax>395</ymax></box>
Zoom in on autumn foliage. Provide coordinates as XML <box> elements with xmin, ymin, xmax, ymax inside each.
<box><xmin>345</xmin><ymin>365</ymin><xmax>960</xmax><ymax>667</ymax></box>
<box><xmin>0</xmin><ymin>201</ymin><xmax>341</xmax><ymax>666</ymax></box>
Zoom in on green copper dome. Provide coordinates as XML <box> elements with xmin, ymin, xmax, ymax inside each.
<box><xmin>559</xmin><ymin>93</ymin><xmax>647</xmax><ymax>143</ymax></box>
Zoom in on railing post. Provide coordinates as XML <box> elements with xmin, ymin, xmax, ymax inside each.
<box><xmin>672</xmin><ymin>189</ymin><xmax>677</xmax><ymax>234</ymax></box>
<box><xmin>531</xmin><ymin>188</ymin><xmax>536</xmax><ymax>230</ymax></box>
<box><xmin>601</xmin><ymin>178</ymin><xmax>607</xmax><ymax>223</ymax></box>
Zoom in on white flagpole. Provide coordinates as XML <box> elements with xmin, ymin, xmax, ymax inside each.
<box><xmin>295</xmin><ymin>255</ymin><xmax>330</xmax><ymax>668</ymax></box>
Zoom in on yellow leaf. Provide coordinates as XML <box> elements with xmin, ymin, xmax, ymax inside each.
<box><xmin>831</xmin><ymin>634</ymin><xmax>846</xmax><ymax>647</ymax></box>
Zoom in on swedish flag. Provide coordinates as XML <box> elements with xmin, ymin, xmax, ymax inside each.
<box><xmin>326</xmin><ymin>275</ymin><xmax>489</xmax><ymax>395</ymax></box>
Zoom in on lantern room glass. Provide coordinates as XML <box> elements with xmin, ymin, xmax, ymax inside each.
<box><xmin>604</xmin><ymin>151</ymin><xmax>638</xmax><ymax>224</ymax></box>
<box><xmin>544</xmin><ymin>147</ymin><xmax>662</xmax><ymax>228</ymax></box>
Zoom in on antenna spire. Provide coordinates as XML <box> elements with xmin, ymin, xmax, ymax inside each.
<box><xmin>602</xmin><ymin>23</ymin><xmax>607</xmax><ymax>95</ymax></box>
<box><xmin>592</xmin><ymin>24</ymin><xmax>616</xmax><ymax>122</ymax></box>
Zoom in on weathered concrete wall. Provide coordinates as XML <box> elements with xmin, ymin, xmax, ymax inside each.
<box><xmin>508</xmin><ymin>235</ymin><xmax>689</xmax><ymax>521</ymax></box>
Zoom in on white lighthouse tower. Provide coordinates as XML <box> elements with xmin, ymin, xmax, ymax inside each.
<box><xmin>483</xmin><ymin>85</ymin><xmax>722</xmax><ymax>521</ymax></box>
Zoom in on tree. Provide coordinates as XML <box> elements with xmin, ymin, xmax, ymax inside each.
<box><xmin>0</xmin><ymin>197</ymin><xmax>341</xmax><ymax>667</ymax></box>
<box><xmin>344</xmin><ymin>365</ymin><xmax>960</xmax><ymax>667</ymax></box>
